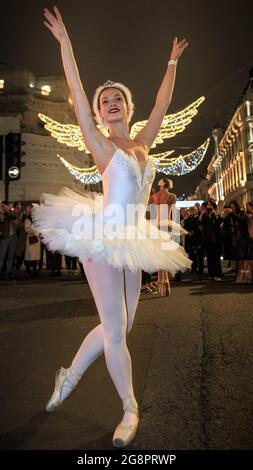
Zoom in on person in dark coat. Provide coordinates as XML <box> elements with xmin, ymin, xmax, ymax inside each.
<box><xmin>184</xmin><ymin>206</ymin><xmax>203</xmax><ymax>274</ymax></box>
<box><xmin>199</xmin><ymin>199</ymin><xmax>222</xmax><ymax>280</ymax></box>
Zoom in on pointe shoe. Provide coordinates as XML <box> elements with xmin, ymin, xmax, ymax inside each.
<box><xmin>112</xmin><ymin>397</ymin><xmax>139</xmax><ymax>448</ymax></box>
<box><xmin>165</xmin><ymin>281</ymin><xmax>171</xmax><ymax>296</ymax></box>
<box><xmin>158</xmin><ymin>281</ymin><xmax>171</xmax><ymax>296</ymax></box>
<box><xmin>45</xmin><ymin>366</ymin><xmax>81</xmax><ymax>412</ymax></box>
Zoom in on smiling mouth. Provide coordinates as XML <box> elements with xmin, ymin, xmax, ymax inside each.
<box><xmin>108</xmin><ymin>108</ymin><xmax>120</xmax><ymax>113</ymax></box>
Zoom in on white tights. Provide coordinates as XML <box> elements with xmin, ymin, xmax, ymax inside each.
<box><xmin>71</xmin><ymin>259</ymin><xmax>141</xmax><ymax>404</ymax></box>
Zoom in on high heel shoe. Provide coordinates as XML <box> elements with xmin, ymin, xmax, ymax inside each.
<box><xmin>112</xmin><ymin>397</ymin><xmax>139</xmax><ymax>448</ymax></box>
<box><xmin>45</xmin><ymin>366</ymin><xmax>81</xmax><ymax>412</ymax></box>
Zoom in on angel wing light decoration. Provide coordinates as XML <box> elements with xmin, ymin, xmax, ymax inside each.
<box><xmin>38</xmin><ymin>96</ymin><xmax>209</xmax><ymax>184</ymax></box>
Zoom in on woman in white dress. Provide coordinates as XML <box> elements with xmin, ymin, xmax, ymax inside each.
<box><xmin>34</xmin><ymin>6</ymin><xmax>190</xmax><ymax>448</ymax></box>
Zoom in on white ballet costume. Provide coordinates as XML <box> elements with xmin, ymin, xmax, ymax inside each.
<box><xmin>33</xmin><ymin>142</ymin><xmax>191</xmax><ymax>446</ymax></box>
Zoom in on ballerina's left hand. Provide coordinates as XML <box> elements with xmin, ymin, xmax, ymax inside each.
<box><xmin>170</xmin><ymin>37</ymin><xmax>189</xmax><ymax>61</ymax></box>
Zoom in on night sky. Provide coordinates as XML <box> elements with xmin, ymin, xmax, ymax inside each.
<box><xmin>2</xmin><ymin>0</ymin><xmax>253</xmax><ymax>196</ymax></box>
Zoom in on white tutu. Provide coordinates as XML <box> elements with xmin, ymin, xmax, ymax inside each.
<box><xmin>33</xmin><ymin>187</ymin><xmax>192</xmax><ymax>274</ymax></box>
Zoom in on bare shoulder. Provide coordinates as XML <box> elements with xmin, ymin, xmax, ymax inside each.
<box><xmin>167</xmin><ymin>192</ymin><xmax>177</xmax><ymax>204</ymax></box>
<box><xmin>150</xmin><ymin>192</ymin><xmax>158</xmax><ymax>204</ymax></box>
<box><xmin>88</xmin><ymin>133</ymin><xmax>116</xmax><ymax>175</ymax></box>
<box><xmin>133</xmin><ymin>137</ymin><xmax>150</xmax><ymax>155</ymax></box>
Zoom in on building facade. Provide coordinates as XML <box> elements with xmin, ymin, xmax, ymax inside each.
<box><xmin>205</xmin><ymin>71</ymin><xmax>253</xmax><ymax>208</ymax></box>
<box><xmin>0</xmin><ymin>64</ymin><xmax>100</xmax><ymax>202</ymax></box>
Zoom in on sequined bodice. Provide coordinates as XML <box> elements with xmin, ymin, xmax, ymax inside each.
<box><xmin>101</xmin><ymin>147</ymin><xmax>156</xmax><ymax>224</ymax></box>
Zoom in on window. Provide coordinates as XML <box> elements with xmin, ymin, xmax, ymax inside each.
<box><xmin>248</xmin><ymin>155</ymin><xmax>253</xmax><ymax>175</ymax></box>
<box><xmin>41</xmin><ymin>85</ymin><xmax>51</xmax><ymax>96</ymax></box>
<box><xmin>245</xmin><ymin>100</ymin><xmax>252</xmax><ymax>118</ymax></box>
<box><xmin>247</xmin><ymin>124</ymin><xmax>253</xmax><ymax>144</ymax></box>
<box><xmin>237</xmin><ymin>135</ymin><xmax>242</xmax><ymax>152</ymax></box>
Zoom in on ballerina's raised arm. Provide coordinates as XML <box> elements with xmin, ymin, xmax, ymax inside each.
<box><xmin>43</xmin><ymin>6</ymin><xmax>111</xmax><ymax>170</ymax></box>
<box><xmin>135</xmin><ymin>37</ymin><xmax>189</xmax><ymax>151</ymax></box>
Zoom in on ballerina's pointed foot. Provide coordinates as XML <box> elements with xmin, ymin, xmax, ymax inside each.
<box><xmin>165</xmin><ymin>281</ymin><xmax>171</xmax><ymax>296</ymax></box>
<box><xmin>112</xmin><ymin>397</ymin><xmax>139</xmax><ymax>448</ymax></box>
<box><xmin>45</xmin><ymin>366</ymin><xmax>81</xmax><ymax>412</ymax></box>
<box><xmin>158</xmin><ymin>281</ymin><xmax>171</xmax><ymax>297</ymax></box>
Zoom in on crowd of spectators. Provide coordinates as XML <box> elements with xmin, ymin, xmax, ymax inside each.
<box><xmin>0</xmin><ymin>200</ymin><xmax>85</xmax><ymax>281</ymax></box>
<box><xmin>1</xmin><ymin>197</ymin><xmax>253</xmax><ymax>284</ymax></box>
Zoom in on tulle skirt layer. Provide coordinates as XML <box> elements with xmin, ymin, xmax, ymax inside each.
<box><xmin>32</xmin><ymin>188</ymin><xmax>192</xmax><ymax>274</ymax></box>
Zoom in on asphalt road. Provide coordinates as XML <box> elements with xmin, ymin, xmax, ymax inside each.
<box><xmin>0</xmin><ymin>274</ymin><xmax>252</xmax><ymax>450</ymax></box>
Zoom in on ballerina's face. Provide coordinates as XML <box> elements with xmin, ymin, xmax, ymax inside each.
<box><xmin>98</xmin><ymin>88</ymin><xmax>129</xmax><ymax>126</ymax></box>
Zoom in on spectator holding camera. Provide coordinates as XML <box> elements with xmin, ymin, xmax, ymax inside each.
<box><xmin>199</xmin><ymin>199</ymin><xmax>222</xmax><ymax>281</ymax></box>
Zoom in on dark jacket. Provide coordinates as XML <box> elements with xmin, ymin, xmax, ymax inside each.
<box><xmin>0</xmin><ymin>210</ymin><xmax>19</xmax><ymax>238</ymax></box>
<box><xmin>199</xmin><ymin>211</ymin><xmax>222</xmax><ymax>244</ymax></box>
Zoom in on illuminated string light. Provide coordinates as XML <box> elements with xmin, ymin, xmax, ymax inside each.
<box><xmin>130</xmin><ymin>96</ymin><xmax>205</xmax><ymax>148</ymax></box>
<box><xmin>39</xmin><ymin>96</ymin><xmax>207</xmax><ymax>182</ymax></box>
<box><xmin>38</xmin><ymin>96</ymin><xmax>205</xmax><ymax>152</ymax></box>
<box><xmin>148</xmin><ymin>149</ymin><xmax>175</xmax><ymax>159</ymax></box>
<box><xmin>58</xmin><ymin>155</ymin><xmax>101</xmax><ymax>184</ymax></box>
<box><xmin>57</xmin><ymin>138</ymin><xmax>209</xmax><ymax>184</ymax></box>
<box><xmin>154</xmin><ymin>139</ymin><xmax>210</xmax><ymax>175</ymax></box>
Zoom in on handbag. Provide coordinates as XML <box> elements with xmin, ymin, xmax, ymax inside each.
<box><xmin>29</xmin><ymin>235</ymin><xmax>39</xmax><ymax>244</ymax></box>
<box><xmin>235</xmin><ymin>260</ymin><xmax>253</xmax><ymax>284</ymax></box>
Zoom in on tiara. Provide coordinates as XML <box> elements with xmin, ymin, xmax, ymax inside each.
<box><xmin>102</xmin><ymin>80</ymin><xmax>116</xmax><ymax>88</ymax></box>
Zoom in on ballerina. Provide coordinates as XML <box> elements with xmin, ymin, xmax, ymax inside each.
<box><xmin>34</xmin><ymin>6</ymin><xmax>190</xmax><ymax>448</ymax></box>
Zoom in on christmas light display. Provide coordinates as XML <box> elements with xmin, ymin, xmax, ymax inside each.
<box><xmin>57</xmin><ymin>139</ymin><xmax>209</xmax><ymax>184</ymax></box>
<box><xmin>58</xmin><ymin>155</ymin><xmax>101</xmax><ymax>184</ymax></box>
<box><xmin>130</xmin><ymin>96</ymin><xmax>205</xmax><ymax>147</ymax></box>
<box><xmin>39</xmin><ymin>96</ymin><xmax>208</xmax><ymax>183</ymax></box>
<box><xmin>154</xmin><ymin>138</ymin><xmax>210</xmax><ymax>175</ymax></box>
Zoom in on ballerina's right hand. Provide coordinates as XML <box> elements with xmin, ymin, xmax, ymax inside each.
<box><xmin>44</xmin><ymin>6</ymin><xmax>68</xmax><ymax>43</ymax></box>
